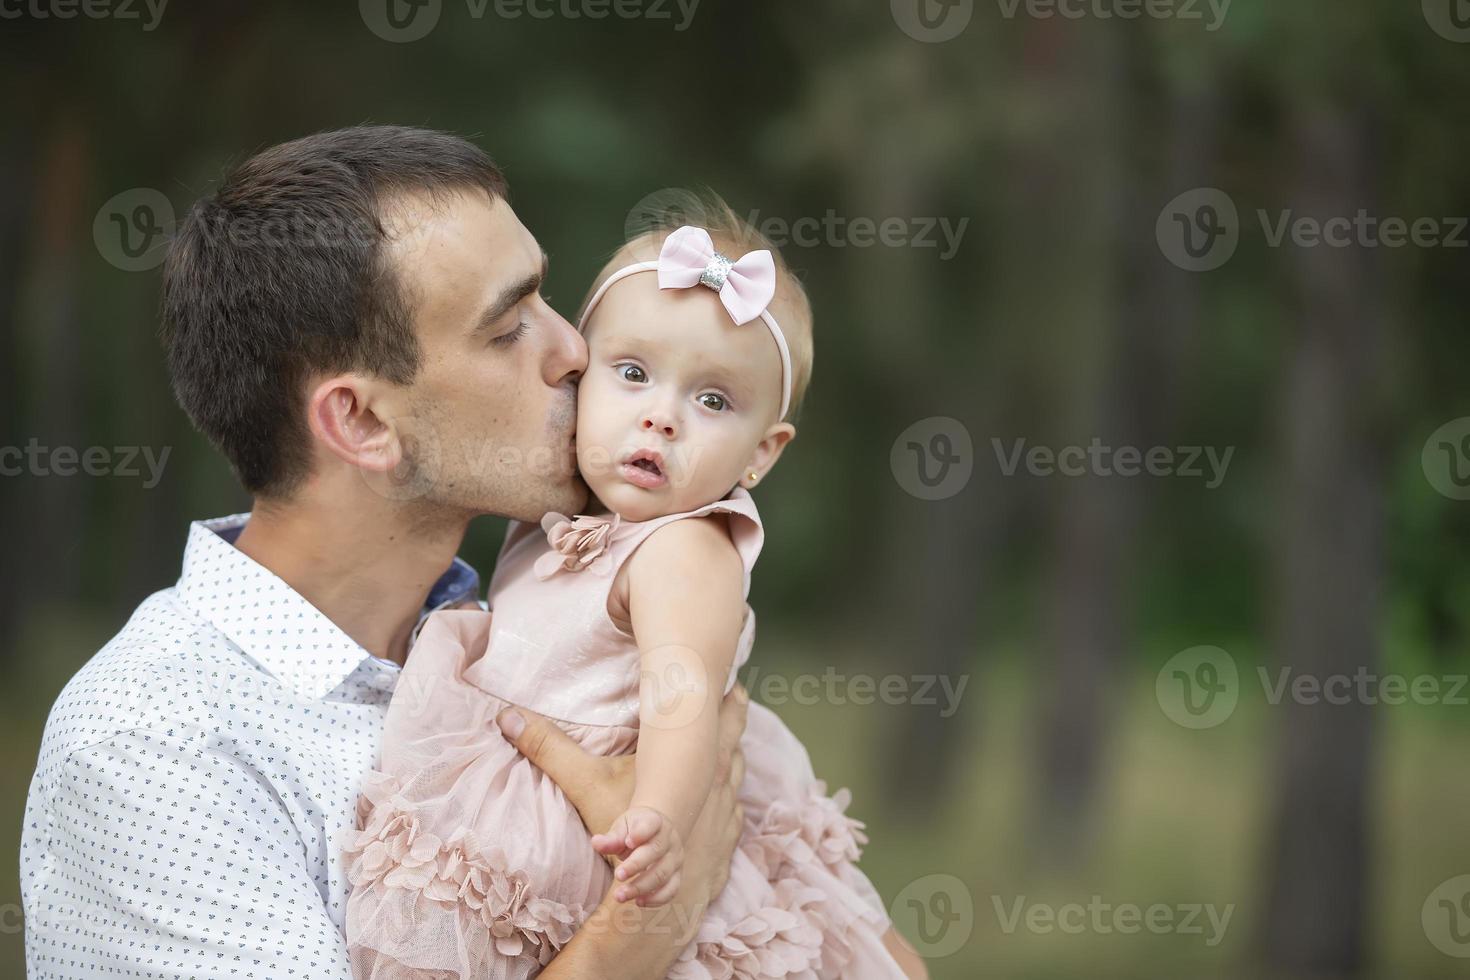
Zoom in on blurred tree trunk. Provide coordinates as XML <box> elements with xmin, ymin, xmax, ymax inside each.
<box><xmin>1258</xmin><ymin>99</ymin><xmax>1385</xmax><ymax>980</ymax></box>
<box><xmin>13</xmin><ymin>114</ymin><xmax>91</xmax><ymax>611</ymax></box>
<box><xmin>0</xmin><ymin>104</ymin><xmax>37</xmax><ymax>665</ymax></box>
<box><xmin>1033</xmin><ymin>38</ymin><xmax>1223</xmax><ymax>861</ymax></box>
<box><xmin>770</xmin><ymin>16</ymin><xmax>996</xmax><ymax>804</ymax></box>
<box><xmin>1023</xmin><ymin>19</ymin><xmax>1131</xmax><ymax>864</ymax></box>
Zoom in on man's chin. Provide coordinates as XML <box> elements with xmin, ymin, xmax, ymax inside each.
<box><xmin>509</xmin><ymin>473</ymin><xmax>589</xmax><ymax>523</ymax></box>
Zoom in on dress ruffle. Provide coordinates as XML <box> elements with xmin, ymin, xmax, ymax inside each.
<box><xmin>345</xmin><ymin>771</ymin><xmax>589</xmax><ymax>972</ymax></box>
<box><xmin>735</xmin><ymin>782</ymin><xmax>898</xmax><ymax>980</ymax></box>
<box><xmin>742</xmin><ymin>782</ymin><xmax>868</xmax><ymax>881</ymax></box>
<box><xmin>668</xmin><ymin>877</ymin><xmax>826</xmax><ymax>980</ymax></box>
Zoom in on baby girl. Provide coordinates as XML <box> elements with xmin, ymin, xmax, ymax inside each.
<box><xmin>344</xmin><ymin>200</ymin><xmax>918</xmax><ymax>979</ymax></box>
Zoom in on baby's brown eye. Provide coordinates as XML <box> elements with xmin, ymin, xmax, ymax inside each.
<box><xmin>699</xmin><ymin>393</ymin><xmax>727</xmax><ymax>412</ymax></box>
<box><xmin>620</xmin><ymin>365</ymin><xmax>647</xmax><ymax>383</ymax></box>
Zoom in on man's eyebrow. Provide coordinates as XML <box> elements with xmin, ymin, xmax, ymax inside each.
<box><xmin>475</xmin><ymin>250</ymin><xmax>550</xmax><ymax>334</ymax></box>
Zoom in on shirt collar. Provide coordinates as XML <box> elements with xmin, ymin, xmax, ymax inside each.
<box><xmin>176</xmin><ymin>513</ymin><xmax>481</xmax><ymax>700</ymax></box>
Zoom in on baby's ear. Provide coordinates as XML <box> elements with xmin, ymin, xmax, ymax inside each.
<box><xmin>740</xmin><ymin>422</ymin><xmax>796</xmax><ymax>490</ymax></box>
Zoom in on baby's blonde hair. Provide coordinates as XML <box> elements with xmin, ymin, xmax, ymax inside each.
<box><xmin>581</xmin><ymin>190</ymin><xmax>815</xmax><ymax>421</ymax></box>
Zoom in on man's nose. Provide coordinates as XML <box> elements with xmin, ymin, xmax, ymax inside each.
<box><xmin>543</xmin><ymin>305</ymin><xmax>587</xmax><ymax>386</ymax></box>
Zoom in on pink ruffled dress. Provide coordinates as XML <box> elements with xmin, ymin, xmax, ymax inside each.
<box><xmin>343</xmin><ymin>488</ymin><xmax>906</xmax><ymax>979</ymax></box>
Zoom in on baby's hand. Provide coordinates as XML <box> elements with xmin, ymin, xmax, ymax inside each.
<box><xmin>590</xmin><ymin>806</ymin><xmax>684</xmax><ymax>907</ymax></box>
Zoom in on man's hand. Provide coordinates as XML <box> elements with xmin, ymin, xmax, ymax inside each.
<box><xmin>497</xmin><ymin>688</ymin><xmax>748</xmax><ymax>979</ymax></box>
<box><xmin>494</xmin><ymin>705</ymin><xmax>635</xmax><ymax>838</ymax></box>
<box><xmin>495</xmin><ymin>683</ymin><xmax>748</xmax><ymax>902</ymax></box>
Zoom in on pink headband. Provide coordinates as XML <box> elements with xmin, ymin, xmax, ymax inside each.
<box><xmin>577</xmin><ymin>225</ymin><xmax>794</xmax><ymax>421</ymax></box>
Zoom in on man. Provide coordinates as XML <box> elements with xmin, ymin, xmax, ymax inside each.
<box><xmin>20</xmin><ymin>125</ymin><xmax>748</xmax><ymax>978</ymax></box>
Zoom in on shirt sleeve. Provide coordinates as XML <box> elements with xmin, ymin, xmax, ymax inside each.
<box><xmin>26</xmin><ymin>727</ymin><xmax>352</xmax><ymax>979</ymax></box>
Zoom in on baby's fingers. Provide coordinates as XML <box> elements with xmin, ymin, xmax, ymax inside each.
<box><xmin>636</xmin><ymin>868</ymin><xmax>681</xmax><ymax>908</ymax></box>
<box><xmin>613</xmin><ymin>833</ymin><xmax>670</xmax><ymax>884</ymax></box>
<box><xmin>622</xmin><ymin>808</ymin><xmax>665</xmax><ymax>848</ymax></box>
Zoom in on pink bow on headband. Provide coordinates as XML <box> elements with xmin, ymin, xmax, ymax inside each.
<box><xmin>656</xmin><ymin>226</ymin><xmax>776</xmax><ymax>326</ymax></box>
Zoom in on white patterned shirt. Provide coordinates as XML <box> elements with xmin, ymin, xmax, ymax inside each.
<box><xmin>20</xmin><ymin>514</ymin><xmax>480</xmax><ymax>978</ymax></box>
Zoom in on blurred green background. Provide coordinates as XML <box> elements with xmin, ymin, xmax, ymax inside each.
<box><xmin>5</xmin><ymin>1</ymin><xmax>1470</xmax><ymax>977</ymax></box>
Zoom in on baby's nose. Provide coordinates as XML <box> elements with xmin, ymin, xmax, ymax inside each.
<box><xmin>640</xmin><ymin>413</ymin><xmax>677</xmax><ymax>438</ymax></box>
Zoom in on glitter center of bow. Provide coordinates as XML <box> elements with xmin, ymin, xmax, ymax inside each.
<box><xmin>699</xmin><ymin>252</ymin><xmax>734</xmax><ymax>293</ymax></box>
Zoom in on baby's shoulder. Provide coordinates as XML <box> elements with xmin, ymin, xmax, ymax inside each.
<box><xmin>629</xmin><ymin>512</ymin><xmax>742</xmax><ymax>576</ymax></box>
<box><xmin>609</xmin><ymin>514</ymin><xmax>743</xmax><ymax>619</ymax></box>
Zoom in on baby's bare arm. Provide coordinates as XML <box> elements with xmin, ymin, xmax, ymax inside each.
<box><xmin>600</xmin><ymin>516</ymin><xmax>746</xmax><ymax>902</ymax></box>
<box><xmin>627</xmin><ymin>517</ymin><xmax>746</xmax><ymax>824</ymax></box>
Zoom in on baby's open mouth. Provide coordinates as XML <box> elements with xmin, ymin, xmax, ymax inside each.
<box><xmin>621</xmin><ymin>449</ymin><xmax>668</xmax><ymax>488</ymax></box>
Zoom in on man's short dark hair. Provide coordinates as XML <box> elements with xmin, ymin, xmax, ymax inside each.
<box><xmin>161</xmin><ymin>125</ymin><xmax>509</xmax><ymax>496</ymax></box>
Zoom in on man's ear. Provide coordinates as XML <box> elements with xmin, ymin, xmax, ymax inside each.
<box><xmin>739</xmin><ymin>422</ymin><xmax>796</xmax><ymax>490</ymax></box>
<box><xmin>305</xmin><ymin>375</ymin><xmax>400</xmax><ymax>475</ymax></box>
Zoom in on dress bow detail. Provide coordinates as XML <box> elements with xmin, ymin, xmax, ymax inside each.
<box><xmin>533</xmin><ymin>513</ymin><xmax>623</xmax><ymax>579</ymax></box>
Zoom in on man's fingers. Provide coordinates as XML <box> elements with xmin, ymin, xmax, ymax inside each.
<box><xmin>498</xmin><ymin>707</ymin><xmax>590</xmax><ymax>786</ymax></box>
<box><xmin>727</xmin><ymin>746</ymin><xmax>745</xmax><ymax>792</ymax></box>
<box><xmin>713</xmin><ymin>684</ymin><xmax>749</xmax><ymax>783</ymax></box>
